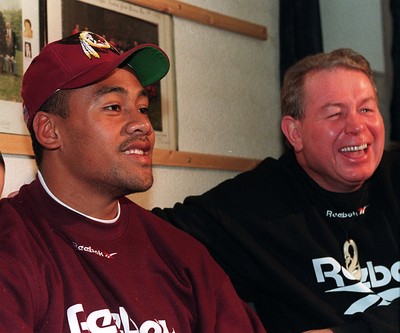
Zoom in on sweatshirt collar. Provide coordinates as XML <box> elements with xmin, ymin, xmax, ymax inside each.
<box><xmin>38</xmin><ymin>171</ymin><xmax>120</xmax><ymax>224</ymax></box>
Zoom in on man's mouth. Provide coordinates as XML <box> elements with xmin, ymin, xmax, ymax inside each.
<box><xmin>123</xmin><ymin>149</ymin><xmax>145</xmax><ymax>155</ymax></box>
<box><xmin>340</xmin><ymin>143</ymin><xmax>368</xmax><ymax>153</ymax></box>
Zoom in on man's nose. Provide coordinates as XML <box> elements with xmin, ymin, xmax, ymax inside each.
<box><xmin>124</xmin><ymin>113</ymin><xmax>153</xmax><ymax>136</ymax></box>
<box><xmin>344</xmin><ymin>110</ymin><xmax>364</xmax><ymax>135</ymax></box>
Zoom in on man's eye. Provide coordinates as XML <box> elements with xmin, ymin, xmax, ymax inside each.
<box><xmin>327</xmin><ymin>112</ymin><xmax>340</xmax><ymax>119</ymax></box>
<box><xmin>106</xmin><ymin>104</ymin><xmax>120</xmax><ymax>111</ymax></box>
<box><xmin>139</xmin><ymin>107</ymin><xmax>149</xmax><ymax>114</ymax></box>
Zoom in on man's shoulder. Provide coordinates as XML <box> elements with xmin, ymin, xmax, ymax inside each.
<box><xmin>237</xmin><ymin>150</ymin><xmax>296</xmax><ymax>180</ymax></box>
<box><xmin>0</xmin><ymin>196</ymin><xmax>26</xmax><ymax>229</ymax></box>
<box><xmin>0</xmin><ymin>195</ymin><xmax>37</xmax><ymax>243</ymax></box>
<box><xmin>0</xmin><ymin>195</ymin><xmax>50</xmax><ymax>284</ymax></box>
<box><xmin>170</xmin><ymin>150</ymin><xmax>303</xmax><ymax>223</ymax></box>
<box><xmin>376</xmin><ymin>150</ymin><xmax>400</xmax><ymax>178</ymax></box>
<box><xmin>0</xmin><ymin>181</ymin><xmax>37</xmax><ymax>220</ymax></box>
<box><xmin>211</xmin><ymin>150</ymin><xmax>299</xmax><ymax>201</ymax></box>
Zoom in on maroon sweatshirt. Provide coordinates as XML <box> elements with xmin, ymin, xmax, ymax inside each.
<box><xmin>0</xmin><ymin>178</ymin><xmax>265</xmax><ymax>333</ymax></box>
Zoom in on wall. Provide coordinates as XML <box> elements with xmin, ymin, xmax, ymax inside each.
<box><xmin>2</xmin><ymin>0</ymin><xmax>282</xmax><ymax>209</ymax></box>
<box><xmin>320</xmin><ymin>0</ymin><xmax>385</xmax><ymax>73</ymax></box>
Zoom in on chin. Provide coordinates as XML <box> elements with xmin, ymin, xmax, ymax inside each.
<box><xmin>343</xmin><ymin>174</ymin><xmax>372</xmax><ymax>188</ymax></box>
<box><xmin>136</xmin><ymin>177</ymin><xmax>154</xmax><ymax>192</ymax></box>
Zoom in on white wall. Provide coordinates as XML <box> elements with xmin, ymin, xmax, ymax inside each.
<box><xmin>2</xmin><ymin>0</ymin><xmax>281</xmax><ymax>209</ymax></box>
<box><xmin>320</xmin><ymin>0</ymin><xmax>385</xmax><ymax>73</ymax></box>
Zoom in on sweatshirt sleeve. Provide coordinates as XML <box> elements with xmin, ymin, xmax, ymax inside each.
<box><xmin>152</xmin><ymin>160</ymin><xmax>289</xmax><ymax>306</ymax></box>
<box><xmin>211</xmin><ymin>276</ymin><xmax>266</xmax><ymax>333</ymax></box>
<box><xmin>152</xmin><ymin>189</ymin><xmax>260</xmax><ymax>301</ymax></box>
<box><xmin>0</xmin><ymin>255</ymin><xmax>35</xmax><ymax>332</ymax></box>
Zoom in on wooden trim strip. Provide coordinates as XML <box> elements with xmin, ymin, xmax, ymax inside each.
<box><xmin>125</xmin><ymin>0</ymin><xmax>267</xmax><ymax>40</ymax></box>
<box><xmin>0</xmin><ymin>133</ymin><xmax>32</xmax><ymax>156</ymax></box>
<box><xmin>153</xmin><ymin>148</ymin><xmax>260</xmax><ymax>171</ymax></box>
<box><xmin>0</xmin><ymin>133</ymin><xmax>260</xmax><ymax>171</ymax></box>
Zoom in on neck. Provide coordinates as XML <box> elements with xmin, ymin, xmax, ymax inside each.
<box><xmin>38</xmin><ymin>169</ymin><xmax>120</xmax><ymax>220</ymax></box>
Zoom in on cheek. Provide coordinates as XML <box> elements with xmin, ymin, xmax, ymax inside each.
<box><xmin>371</xmin><ymin>118</ymin><xmax>385</xmax><ymax>141</ymax></box>
<box><xmin>301</xmin><ymin>124</ymin><xmax>339</xmax><ymax>158</ymax></box>
<box><xmin>311</xmin><ymin>124</ymin><xmax>338</xmax><ymax>143</ymax></box>
<box><xmin>62</xmin><ymin>123</ymin><xmax>104</xmax><ymax>161</ymax></box>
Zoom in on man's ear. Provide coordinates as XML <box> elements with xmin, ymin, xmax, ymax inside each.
<box><xmin>32</xmin><ymin>111</ymin><xmax>61</xmax><ymax>149</ymax></box>
<box><xmin>281</xmin><ymin>115</ymin><xmax>303</xmax><ymax>152</ymax></box>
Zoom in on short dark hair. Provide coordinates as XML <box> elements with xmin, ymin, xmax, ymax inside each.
<box><xmin>30</xmin><ymin>89</ymin><xmax>71</xmax><ymax>166</ymax></box>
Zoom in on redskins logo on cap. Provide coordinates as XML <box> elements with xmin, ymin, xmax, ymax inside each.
<box><xmin>79</xmin><ymin>31</ymin><xmax>112</xmax><ymax>59</ymax></box>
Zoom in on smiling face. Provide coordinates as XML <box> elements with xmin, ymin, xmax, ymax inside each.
<box><xmin>53</xmin><ymin>67</ymin><xmax>155</xmax><ymax>199</ymax></box>
<box><xmin>287</xmin><ymin>68</ymin><xmax>385</xmax><ymax>192</ymax></box>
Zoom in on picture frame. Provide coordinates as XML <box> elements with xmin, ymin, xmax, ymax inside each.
<box><xmin>46</xmin><ymin>0</ymin><xmax>177</xmax><ymax>150</ymax></box>
<box><xmin>0</xmin><ymin>0</ymin><xmax>45</xmax><ymax>136</ymax></box>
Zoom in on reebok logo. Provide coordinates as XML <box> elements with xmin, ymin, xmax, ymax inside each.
<box><xmin>67</xmin><ymin>304</ymin><xmax>176</xmax><ymax>333</ymax></box>
<box><xmin>72</xmin><ymin>242</ymin><xmax>117</xmax><ymax>259</ymax></box>
<box><xmin>313</xmin><ymin>257</ymin><xmax>400</xmax><ymax>314</ymax></box>
<box><xmin>325</xmin><ymin>205</ymin><xmax>368</xmax><ymax>219</ymax></box>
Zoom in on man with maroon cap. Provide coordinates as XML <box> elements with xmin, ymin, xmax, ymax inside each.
<box><xmin>0</xmin><ymin>32</ymin><xmax>266</xmax><ymax>332</ymax></box>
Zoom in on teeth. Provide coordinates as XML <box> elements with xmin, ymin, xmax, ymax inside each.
<box><xmin>340</xmin><ymin>143</ymin><xmax>367</xmax><ymax>152</ymax></box>
<box><xmin>123</xmin><ymin>149</ymin><xmax>144</xmax><ymax>155</ymax></box>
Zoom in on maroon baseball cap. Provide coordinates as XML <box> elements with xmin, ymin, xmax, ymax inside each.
<box><xmin>22</xmin><ymin>31</ymin><xmax>170</xmax><ymax>130</ymax></box>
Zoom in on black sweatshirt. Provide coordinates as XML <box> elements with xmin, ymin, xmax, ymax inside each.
<box><xmin>153</xmin><ymin>150</ymin><xmax>400</xmax><ymax>333</ymax></box>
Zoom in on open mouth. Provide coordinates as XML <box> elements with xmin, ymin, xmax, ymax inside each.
<box><xmin>340</xmin><ymin>143</ymin><xmax>368</xmax><ymax>153</ymax></box>
<box><xmin>123</xmin><ymin>149</ymin><xmax>145</xmax><ymax>155</ymax></box>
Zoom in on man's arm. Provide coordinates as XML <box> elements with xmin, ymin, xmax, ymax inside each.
<box><xmin>0</xmin><ymin>256</ymin><xmax>35</xmax><ymax>331</ymax></box>
<box><xmin>213</xmin><ymin>277</ymin><xmax>266</xmax><ymax>332</ymax></box>
<box><xmin>153</xmin><ymin>192</ymin><xmax>259</xmax><ymax>301</ymax></box>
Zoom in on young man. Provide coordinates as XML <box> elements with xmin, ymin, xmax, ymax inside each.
<box><xmin>153</xmin><ymin>49</ymin><xmax>400</xmax><ymax>332</ymax></box>
<box><xmin>0</xmin><ymin>31</ymin><xmax>265</xmax><ymax>332</ymax></box>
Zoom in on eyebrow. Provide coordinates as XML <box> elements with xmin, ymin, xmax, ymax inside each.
<box><xmin>322</xmin><ymin>97</ymin><xmax>376</xmax><ymax>109</ymax></box>
<box><xmin>94</xmin><ymin>86</ymin><xmax>148</xmax><ymax>100</ymax></box>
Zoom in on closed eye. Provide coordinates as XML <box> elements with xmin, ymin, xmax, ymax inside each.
<box><xmin>326</xmin><ymin>112</ymin><xmax>341</xmax><ymax>119</ymax></box>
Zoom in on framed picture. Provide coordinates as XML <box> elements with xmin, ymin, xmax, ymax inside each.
<box><xmin>47</xmin><ymin>0</ymin><xmax>177</xmax><ymax>150</ymax></box>
<box><xmin>0</xmin><ymin>0</ymin><xmax>44</xmax><ymax>135</ymax></box>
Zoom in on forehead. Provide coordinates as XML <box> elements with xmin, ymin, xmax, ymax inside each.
<box><xmin>303</xmin><ymin>68</ymin><xmax>376</xmax><ymax>104</ymax></box>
